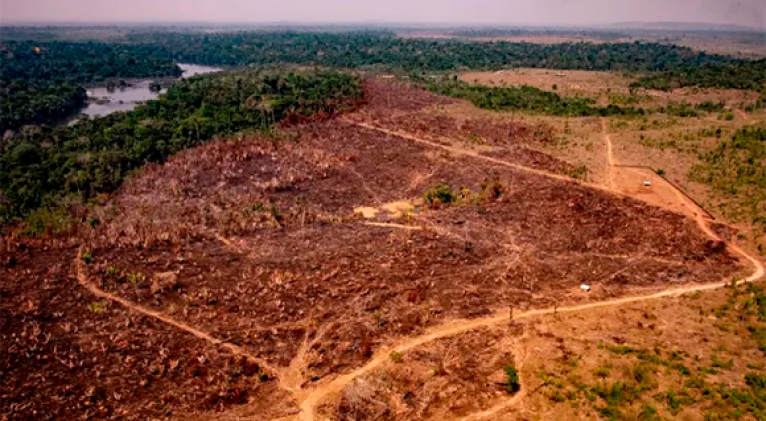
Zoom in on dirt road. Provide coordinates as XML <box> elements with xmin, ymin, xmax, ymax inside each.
<box><xmin>290</xmin><ymin>119</ymin><xmax>765</xmax><ymax>421</ymax></box>
<box><xmin>297</xmin><ymin>248</ymin><xmax>763</xmax><ymax>421</ymax></box>
<box><xmin>603</xmin><ymin>119</ymin><xmax>615</xmax><ymax>189</ymax></box>
<box><xmin>73</xmin><ymin>117</ymin><xmax>764</xmax><ymax>421</ymax></box>
<box><xmin>74</xmin><ymin>250</ymin><xmax>290</xmax><ymax>393</ymax></box>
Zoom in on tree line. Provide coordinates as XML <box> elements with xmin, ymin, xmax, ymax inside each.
<box><xmin>125</xmin><ymin>31</ymin><xmax>762</xmax><ymax>92</ymax></box>
<box><xmin>446</xmin><ymin>28</ymin><xmax>627</xmax><ymax>41</ymax></box>
<box><xmin>125</xmin><ymin>31</ymin><xmax>739</xmax><ymax>72</ymax></box>
<box><xmin>0</xmin><ymin>69</ymin><xmax>362</xmax><ymax>224</ymax></box>
<box><xmin>2</xmin><ymin>32</ymin><xmax>760</xmax><ymax>136</ymax></box>
<box><xmin>413</xmin><ymin>75</ymin><xmax>725</xmax><ymax>117</ymax></box>
<box><xmin>128</xmin><ymin>31</ymin><xmax>764</xmax><ymax>92</ymax></box>
<box><xmin>631</xmin><ymin>58</ymin><xmax>766</xmax><ymax>91</ymax></box>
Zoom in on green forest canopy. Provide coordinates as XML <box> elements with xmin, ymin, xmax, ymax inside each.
<box><xmin>0</xmin><ymin>69</ymin><xmax>362</xmax><ymax>224</ymax></box>
<box><xmin>0</xmin><ymin>40</ymin><xmax>182</xmax><ymax>83</ymax></box>
<box><xmin>126</xmin><ymin>31</ymin><xmax>740</xmax><ymax>72</ymax></box>
<box><xmin>2</xmin><ymin>32</ymin><xmax>762</xmax><ymax>135</ymax></box>
<box><xmin>631</xmin><ymin>58</ymin><xmax>766</xmax><ymax>91</ymax></box>
<box><xmin>122</xmin><ymin>31</ymin><xmax>764</xmax><ymax>92</ymax></box>
<box><xmin>0</xmin><ymin>40</ymin><xmax>182</xmax><ymax>132</ymax></box>
<box><xmin>0</xmin><ymin>81</ymin><xmax>87</xmax><ymax>134</ymax></box>
<box><xmin>134</xmin><ymin>31</ymin><xmax>765</xmax><ymax>92</ymax></box>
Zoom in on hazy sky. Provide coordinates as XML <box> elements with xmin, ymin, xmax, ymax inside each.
<box><xmin>2</xmin><ymin>0</ymin><xmax>765</xmax><ymax>29</ymax></box>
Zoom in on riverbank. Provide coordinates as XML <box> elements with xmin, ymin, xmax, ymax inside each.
<box><xmin>73</xmin><ymin>64</ymin><xmax>222</xmax><ymax>119</ymax></box>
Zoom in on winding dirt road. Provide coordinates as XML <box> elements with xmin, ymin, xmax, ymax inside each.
<box><xmin>74</xmin><ymin>250</ymin><xmax>288</xmax><ymax>392</ymax></box>
<box><xmin>74</xmin><ymin>117</ymin><xmax>764</xmax><ymax>421</ymax></box>
<box><xmin>291</xmin><ymin>118</ymin><xmax>764</xmax><ymax>421</ymax></box>
<box><xmin>603</xmin><ymin>119</ymin><xmax>616</xmax><ymax>189</ymax></box>
<box><xmin>297</xmin><ymin>252</ymin><xmax>763</xmax><ymax>421</ymax></box>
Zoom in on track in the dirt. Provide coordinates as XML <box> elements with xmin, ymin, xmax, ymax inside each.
<box><xmin>601</xmin><ymin>118</ymin><xmax>717</xmax><ymax>222</ymax></box>
<box><xmin>73</xmin><ymin>249</ymin><xmax>294</xmax><ymax>395</ymax></box>
<box><xmin>345</xmin><ymin>119</ymin><xmax>658</xmax><ymax>206</ymax></box>
<box><xmin>292</xmin><ymin>117</ymin><xmax>765</xmax><ymax>421</ymax></box>
<box><xmin>603</xmin><ymin>119</ymin><xmax>616</xmax><ymax>189</ymax></box>
<box><xmin>70</xmin><ymin>116</ymin><xmax>764</xmax><ymax>421</ymax></box>
<box><xmin>297</xmin><ymin>249</ymin><xmax>763</xmax><ymax>421</ymax></box>
<box><xmin>735</xmin><ymin>109</ymin><xmax>753</xmax><ymax>123</ymax></box>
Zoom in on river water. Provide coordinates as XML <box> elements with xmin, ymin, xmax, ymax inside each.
<box><xmin>76</xmin><ymin>63</ymin><xmax>221</xmax><ymax>118</ymax></box>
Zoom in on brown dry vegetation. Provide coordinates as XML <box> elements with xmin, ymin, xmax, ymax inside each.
<box><xmin>0</xmin><ymin>247</ymin><xmax>293</xmax><ymax>421</ymax></box>
<box><xmin>659</xmin><ymin>35</ymin><xmax>766</xmax><ymax>59</ymax></box>
<box><xmin>0</xmin><ymin>78</ymin><xmax>756</xmax><ymax>421</ymax></box>
<box><xmin>604</xmin><ymin>109</ymin><xmax>766</xmax><ymax>210</ymax></box>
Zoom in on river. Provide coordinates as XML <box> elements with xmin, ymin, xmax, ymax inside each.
<box><xmin>75</xmin><ymin>63</ymin><xmax>222</xmax><ymax>118</ymax></box>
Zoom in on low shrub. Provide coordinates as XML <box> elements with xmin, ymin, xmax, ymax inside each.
<box><xmin>423</xmin><ymin>184</ymin><xmax>455</xmax><ymax>208</ymax></box>
<box><xmin>504</xmin><ymin>364</ymin><xmax>521</xmax><ymax>394</ymax></box>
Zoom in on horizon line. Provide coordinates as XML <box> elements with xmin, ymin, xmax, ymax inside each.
<box><xmin>1</xmin><ymin>20</ymin><xmax>764</xmax><ymax>32</ymax></box>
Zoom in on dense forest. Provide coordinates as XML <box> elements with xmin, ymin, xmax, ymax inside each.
<box><xmin>2</xmin><ymin>32</ymin><xmax>759</xmax><ymax>135</ymax></box>
<box><xmin>126</xmin><ymin>31</ymin><xmax>739</xmax><ymax>72</ymax></box>
<box><xmin>631</xmin><ymin>58</ymin><xmax>766</xmax><ymax>91</ymax></box>
<box><xmin>0</xmin><ymin>81</ymin><xmax>88</xmax><ymax>132</ymax></box>
<box><xmin>128</xmin><ymin>31</ymin><xmax>764</xmax><ymax>91</ymax></box>
<box><xmin>0</xmin><ymin>40</ymin><xmax>182</xmax><ymax>132</ymax></box>
<box><xmin>0</xmin><ymin>41</ymin><xmax>182</xmax><ymax>83</ymax></box>
<box><xmin>0</xmin><ymin>69</ymin><xmax>362</xmax><ymax>223</ymax></box>
<box><xmin>123</xmin><ymin>31</ymin><xmax>764</xmax><ymax>92</ymax></box>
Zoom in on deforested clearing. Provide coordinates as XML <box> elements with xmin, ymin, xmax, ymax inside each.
<box><xmin>0</xmin><ymin>79</ymin><xmax>756</xmax><ymax>421</ymax></box>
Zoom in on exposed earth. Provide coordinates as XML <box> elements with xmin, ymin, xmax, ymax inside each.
<box><xmin>1</xmin><ymin>79</ymin><xmax>762</xmax><ymax>421</ymax></box>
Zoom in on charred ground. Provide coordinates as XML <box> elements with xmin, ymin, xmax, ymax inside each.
<box><xmin>0</xmin><ymin>79</ymin><xmax>746</xmax><ymax>421</ymax></box>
